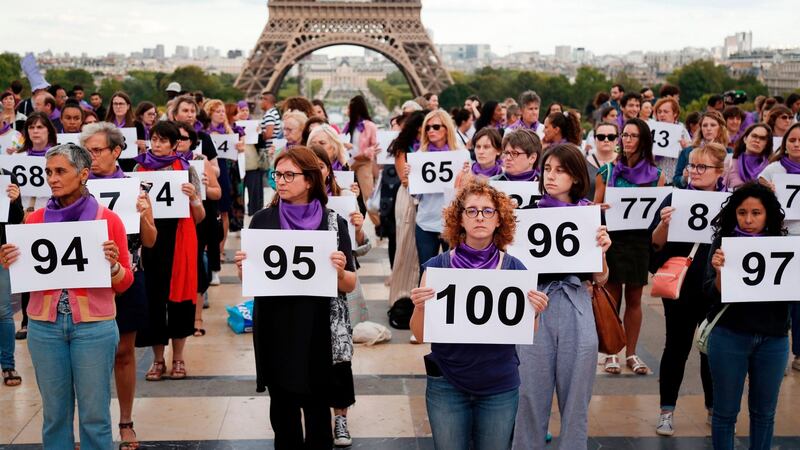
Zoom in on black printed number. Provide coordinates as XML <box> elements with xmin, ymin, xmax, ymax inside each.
<box><xmin>31</xmin><ymin>237</ymin><xmax>88</xmax><ymax>275</ymax></box>
<box><xmin>509</xmin><ymin>194</ymin><xmax>540</xmax><ymax>209</ymax></box>
<box><xmin>621</xmin><ymin>197</ymin><xmax>657</xmax><ymax>220</ymax></box>
<box><xmin>742</xmin><ymin>251</ymin><xmax>794</xmax><ymax>286</ymax></box>
<box><xmin>155</xmin><ymin>183</ymin><xmax>174</xmax><ymax>207</ymax></box>
<box><xmin>263</xmin><ymin>245</ymin><xmax>316</xmax><ymax>281</ymax></box>
<box><xmin>438</xmin><ymin>284</ymin><xmax>526</xmax><ymax>326</ymax></box>
<box><xmin>688</xmin><ymin>203</ymin><xmax>709</xmax><ymax>231</ymax></box>
<box><xmin>528</xmin><ymin>222</ymin><xmax>580</xmax><ymax>258</ymax></box>
<box><xmin>650</xmin><ymin>129</ymin><xmax>670</xmax><ymax>148</ymax></box>
<box><xmin>100</xmin><ymin>192</ymin><xmax>121</xmax><ymax>209</ymax></box>
<box><xmin>785</xmin><ymin>185</ymin><xmax>800</xmax><ymax>208</ymax></box>
<box><xmin>217</xmin><ymin>140</ymin><xmax>229</xmax><ymax>152</ymax></box>
<box><xmin>421</xmin><ymin>161</ymin><xmax>454</xmax><ymax>183</ymax></box>
<box><xmin>12</xmin><ymin>165</ymin><xmax>45</xmax><ymax>187</ymax></box>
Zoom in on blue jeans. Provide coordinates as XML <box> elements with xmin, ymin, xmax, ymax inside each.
<box><xmin>0</xmin><ymin>267</ymin><xmax>14</xmax><ymax>370</ymax></box>
<box><xmin>791</xmin><ymin>304</ymin><xmax>800</xmax><ymax>357</ymax></box>
<box><xmin>426</xmin><ymin>375</ymin><xmax>518</xmax><ymax>450</ymax></box>
<box><xmin>707</xmin><ymin>325</ymin><xmax>788</xmax><ymax>450</ymax></box>
<box><xmin>415</xmin><ymin>225</ymin><xmax>448</xmax><ymax>276</ymax></box>
<box><xmin>27</xmin><ymin>315</ymin><xmax>119</xmax><ymax>450</ymax></box>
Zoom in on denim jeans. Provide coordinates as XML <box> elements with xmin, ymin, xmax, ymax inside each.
<box><xmin>426</xmin><ymin>375</ymin><xmax>518</xmax><ymax>450</ymax></box>
<box><xmin>791</xmin><ymin>304</ymin><xmax>800</xmax><ymax>357</ymax></box>
<box><xmin>415</xmin><ymin>225</ymin><xmax>448</xmax><ymax>276</ymax></box>
<box><xmin>27</xmin><ymin>315</ymin><xmax>119</xmax><ymax>450</ymax></box>
<box><xmin>707</xmin><ymin>325</ymin><xmax>788</xmax><ymax>450</ymax></box>
<box><xmin>0</xmin><ymin>267</ymin><xmax>14</xmax><ymax>370</ymax></box>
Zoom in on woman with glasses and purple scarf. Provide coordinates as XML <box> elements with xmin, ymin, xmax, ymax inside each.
<box><xmin>723</xmin><ymin>123</ymin><xmax>773</xmax><ymax>190</ymax></box>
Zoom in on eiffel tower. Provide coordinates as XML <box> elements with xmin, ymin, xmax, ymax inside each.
<box><xmin>235</xmin><ymin>0</ymin><xmax>453</xmax><ymax>100</ymax></box>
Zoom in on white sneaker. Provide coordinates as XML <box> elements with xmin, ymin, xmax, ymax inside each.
<box><xmin>409</xmin><ymin>334</ymin><xmax>419</xmax><ymax>344</ymax></box>
<box><xmin>333</xmin><ymin>415</ymin><xmax>352</xmax><ymax>447</ymax></box>
<box><xmin>656</xmin><ymin>411</ymin><xmax>674</xmax><ymax>436</ymax></box>
<box><xmin>210</xmin><ymin>272</ymin><xmax>221</xmax><ymax>286</ymax></box>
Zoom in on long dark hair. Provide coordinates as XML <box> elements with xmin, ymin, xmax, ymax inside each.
<box><xmin>711</xmin><ymin>182</ymin><xmax>786</xmax><ymax>240</ymax></box>
<box><xmin>270</xmin><ymin>146</ymin><xmax>328</xmax><ymax>207</ymax></box>
<box><xmin>733</xmin><ymin>123</ymin><xmax>773</xmax><ymax>159</ymax></box>
<box><xmin>539</xmin><ymin>144</ymin><xmax>590</xmax><ymax>202</ymax></box>
<box><xmin>390</xmin><ymin>110</ymin><xmax>428</xmax><ymax>156</ymax></box>
<box><xmin>619</xmin><ymin>118</ymin><xmax>655</xmax><ymax>167</ymax></box>
<box><xmin>473</xmin><ymin>100</ymin><xmax>499</xmax><ymax>133</ymax></box>
<box><xmin>346</xmin><ymin>95</ymin><xmax>371</xmax><ymax>134</ymax></box>
<box><xmin>21</xmin><ymin>112</ymin><xmax>58</xmax><ymax>152</ymax></box>
<box><xmin>546</xmin><ymin>110</ymin><xmax>582</xmax><ymax>145</ymax></box>
<box><xmin>309</xmin><ymin>144</ymin><xmax>340</xmax><ymax>196</ymax></box>
<box><xmin>771</xmin><ymin>122</ymin><xmax>800</xmax><ymax>162</ymax></box>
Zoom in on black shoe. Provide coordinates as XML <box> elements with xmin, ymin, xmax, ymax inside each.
<box><xmin>15</xmin><ymin>328</ymin><xmax>27</xmax><ymax>340</ymax></box>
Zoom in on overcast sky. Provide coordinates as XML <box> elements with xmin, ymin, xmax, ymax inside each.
<box><xmin>6</xmin><ymin>0</ymin><xmax>797</xmax><ymax>57</ymax></box>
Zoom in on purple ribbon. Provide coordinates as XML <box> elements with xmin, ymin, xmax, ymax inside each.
<box><xmin>0</xmin><ymin>122</ymin><xmax>11</xmax><ymax>135</ymax></box>
<box><xmin>779</xmin><ymin>156</ymin><xmax>800</xmax><ymax>174</ymax></box>
<box><xmin>427</xmin><ymin>143</ymin><xmax>450</xmax><ymax>152</ymax></box>
<box><xmin>27</xmin><ymin>145</ymin><xmax>52</xmax><ymax>157</ymax></box>
<box><xmin>733</xmin><ymin>226</ymin><xmax>765</xmax><ymax>237</ymax></box>
<box><xmin>471</xmin><ymin>161</ymin><xmax>502</xmax><ymax>177</ymax></box>
<box><xmin>504</xmin><ymin>168</ymin><xmax>539</xmax><ymax>182</ymax></box>
<box><xmin>344</xmin><ymin>120</ymin><xmax>365</xmax><ymax>135</ymax></box>
<box><xmin>609</xmin><ymin>158</ymin><xmax>659</xmax><ymax>187</ymax></box>
<box><xmin>737</xmin><ymin>154</ymin><xmax>768</xmax><ymax>182</ymax></box>
<box><xmin>89</xmin><ymin>166</ymin><xmax>126</xmax><ymax>179</ymax></box>
<box><xmin>113</xmin><ymin>118</ymin><xmax>126</xmax><ymax>128</ymax></box>
<box><xmin>207</xmin><ymin>123</ymin><xmax>227</xmax><ymax>135</ymax></box>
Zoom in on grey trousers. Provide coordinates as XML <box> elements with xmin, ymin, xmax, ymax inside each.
<box><xmin>513</xmin><ymin>279</ymin><xmax>598</xmax><ymax>450</ymax></box>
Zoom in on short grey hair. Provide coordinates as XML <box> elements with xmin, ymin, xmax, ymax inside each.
<box><xmin>45</xmin><ymin>143</ymin><xmax>92</xmax><ymax>174</ymax></box>
<box><xmin>519</xmin><ymin>90</ymin><xmax>541</xmax><ymax>107</ymax></box>
<box><xmin>80</xmin><ymin>122</ymin><xmax>126</xmax><ymax>151</ymax></box>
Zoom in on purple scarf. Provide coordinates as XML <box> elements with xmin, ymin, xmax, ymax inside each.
<box><xmin>133</xmin><ymin>150</ymin><xmax>191</xmax><ymax>170</ymax></box>
<box><xmin>142</xmin><ymin>125</ymin><xmax>151</xmax><ymax>141</ymax></box>
<box><xmin>44</xmin><ymin>194</ymin><xmax>99</xmax><ymax>223</ymax></box>
<box><xmin>344</xmin><ymin>120</ymin><xmax>365</xmax><ymax>135</ymax></box>
<box><xmin>278</xmin><ymin>199</ymin><xmax>323</xmax><ymax>230</ymax></box>
<box><xmin>207</xmin><ymin>122</ymin><xmax>227</xmax><ymax>135</ymax></box>
<box><xmin>331</xmin><ymin>159</ymin><xmax>345</xmax><ymax>171</ymax></box>
<box><xmin>0</xmin><ymin>122</ymin><xmax>11</xmax><ymax>135</ymax></box>
<box><xmin>193</xmin><ymin>121</ymin><xmax>204</xmax><ymax>133</ymax></box>
<box><xmin>537</xmin><ymin>194</ymin><xmax>591</xmax><ymax>208</ymax></box>
<box><xmin>738</xmin><ymin>153</ymin><xmax>768</xmax><ymax>182</ymax></box>
<box><xmin>89</xmin><ymin>166</ymin><xmax>126</xmax><ymax>179</ymax></box>
<box><xmin>427</xmin><ymin>143</ymin><xmax>450</xmax><ymax>152</ymax></box>
<box><xmin>27</xmin><ymin>144</ymin><xmax>52</xmax><ymax>157</ymax></box>
<box><xmin>471</xmin><ymin>161</ymin><xmax>503</xmax><ymax>177</ymax></box>
<box><xmin>232</xmin><ymin>124</ymin><xmax>246</xmax><ymax>138</ymax></box>
<box><xmin>411</xmin><ymin>140</ymin><xmax>421</xmax><ymax>152</ymax></box>
<box><xmin>451</xmin><ymin>242</ymin><xmax>500</xmax><ymax>269</ymax></box>
<box><xmin>511</xmin><ymin>119</ymin><xmax>538</xmax><ymax>131</ymax></box>
<box><xmin>113</xmin><ymin>118</ymin><xmax>126</xmax><ymax>128</ymax></box>
<box><xmin>50</xmin><ymin>109</ymin><xmax>61</xmax><ymax>121</ymax></box>
<box><xmin>505</xmin><ymin>168</ymin><xmax>539</xmax><ymax>182</ymax></box>
<box><xmin>779</xmin><ymin>156</ymin><xmax>800</xmax><ymax>174</ymax></box>
<box><xmin>609</xmin><ymin>158</ymin><xmax>659</xmax><ymax>187</ymax></box>
<box><xmin>733</xmin><ymin>226</ymin><xmax>765</xmax><ymax>237</ymax></box>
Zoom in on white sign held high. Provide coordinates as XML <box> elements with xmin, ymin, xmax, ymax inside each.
<box><xmin>126</xmin><ymin>170</ymin><xmax>190</xmax><ymax>219</ymax></box>
<box><xmin>407</xmin><ymin>150</ymin><xmax>470</xmax><ymax>195</ymax></box>
<box><xmin>236</xmin><ymin>120</ymin><xmax>260</xmax><ymax>144</ymax></box>
<box><xmin>118</xmin><ymin>128</ymin><xmax>139</xmax><ymax>159</ymax></box>
<box><xmin>604</xmin><ymin>186</ymin><xmax>672</xmax><ymax>231</ymax></box>
<box><xmin>0</xmin><ymin>155</ymin><xmax>50</xmax><ymax>198</ymax></box>
<box><xmin>211</xmin><ymin>134</ymin><xmax>240</xmax><ymax>161</ymax></box>
<box><xmin>649</xmin><ymin>121</ymin><xmax>685</xmax><ymax>158</ymax></box>
<box><xmin>376</xmin><ymin>131</ymin><xmax>399</xmax><ymax>164</ymax></box>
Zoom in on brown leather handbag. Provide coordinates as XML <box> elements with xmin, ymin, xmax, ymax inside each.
<box><xmin>591</xmin><ymin>283</ymin><xmax>626</xmax><ymax>355</ymax></box>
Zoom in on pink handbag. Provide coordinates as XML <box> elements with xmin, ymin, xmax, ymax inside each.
<box><xmin>651</xmin><ymin>243</ymin><xmax>700</xmax><ymax>300</ymax></box>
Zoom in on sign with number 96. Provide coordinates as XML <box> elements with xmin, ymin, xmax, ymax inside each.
<box><xmin>721</xmin><ymin>236</ymin><xmax>800</xmax><ymax>302</ymax></box>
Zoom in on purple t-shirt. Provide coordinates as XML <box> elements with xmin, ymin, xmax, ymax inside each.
<box><xmin>422</xmin><ymin>251</ymin><xmax>525</xmax><ymax>396</ymax></box>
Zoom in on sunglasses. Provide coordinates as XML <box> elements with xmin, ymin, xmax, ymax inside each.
<box><xmin>425</xmin><ymin>124</ymin><xmax>443</xmax><ymax>132</ymax></box>
<box><xmin>596</xmin><ymin>134</ymin><xmax>618</xmax><ymax>142</ymax></box>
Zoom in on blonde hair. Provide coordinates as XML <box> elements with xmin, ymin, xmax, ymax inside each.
<box><xmin>308</xmin><ymin>124</ymin><xmax>348</xmax><ymax>167</ymax></box>
<box><xmin>692</xmin><ymin>110</ymin><xmax>729</xmax><ymax>148</ymax></box>
<box><xmin>420</xmin><ymin>110</ymin><xmax>458</xmax><ymax>151</ymax></box>
<box><xmin>689</xmin><ymin>142</ymin><xmax>727</xmax><ymax>170</ymax></box>
<box><xmin>282</xmin><ymin>111</ymin><xmax>308</xmax><ymax>130</ymax></box>
<box><xmin>203</xmin><ymin>99</ymin><xmax>232</xmax><ymax>133</ymax></box>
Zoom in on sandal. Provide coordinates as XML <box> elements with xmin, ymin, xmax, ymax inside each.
<box><xmin>627</xmin><ymin>355</ymin><xmax>649</xmax><ymax>375</ymax></box>
<box><xmin>2</xmin><ymin>369</ymin><xmax>22</xmax><ymax>386</ymax></box>
<box><xmin>193</xmin><ymin>319</ymin><xmax>206</xmax><ymax>337</ymax></box>
<box><xmin>118</xmin><ymin>422</ymin><xmax>139</xmax><ymax>450</ymax></box>
<box><xmin>15</xmin><ymin>327</ymin><xmax>27</xmax><ymax>340</ymax></box>
<box><xmin>604</xmin><ymin>355</ymin><xmax>621</xmax><ymax>374</ymax></box>
<box><xmin>170</xmin><ymin>360</ymin><xmax>187</xmax><ymax>380</ymax></box>
<box><xmin>145</xmin><ymin>360</ymin><xmax>166</xmax><ymax>381</ymax></box>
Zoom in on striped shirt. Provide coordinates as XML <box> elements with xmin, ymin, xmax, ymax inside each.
<box><xmin>260</xmin><ymin>107</ymin><xmax>282</xmax><ymax>148</ymax></box>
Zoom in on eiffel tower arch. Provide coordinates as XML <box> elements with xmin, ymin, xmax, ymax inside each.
<box><xmin>235</xmin><ymin>0</ymin><xmax>453</xmax><ymax>101</ymax></box>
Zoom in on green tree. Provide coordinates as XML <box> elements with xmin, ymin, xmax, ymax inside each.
<box><xmin>572</xmin><ymin>66</ymin><xmax>610</xmax><ymax>111</ymax></box>
<box><xmin>0</xmin><ymin>53</ymin><xmax>21</xmax><ymax>93</ymax></box>
<box><xmin>45</xmin><ymin>68</ymin><xmax>95</xmax><ymax>91</ymax></box>
<box><xmin>667</xmin><ymin>60</ymin><xmax>727</xmax><ymax>107</ymax></box>
<box><xmin>611</xmin><ymin>71</ymin><xmax>643</xmax><ymax>98</ymax></box>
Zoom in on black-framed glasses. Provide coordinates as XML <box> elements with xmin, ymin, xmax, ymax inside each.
<box><xmin>86</xmin><ymin>147</ymin><xmax>111</xmax><ymax>158</ymax></box>
<box><xmin>425</xmin><ymin>124</ymin><xmax>443</xmax><ymax>132</ymax></box>
<box><xmin>501</xmin><ymin>150</ymin><xmax>525</xmax><ymax>159</ymax></box>
<box><xmin>621</xmin><ymin>133</ymin><xmax>640</xmax><ymax>140</ymax></box>
<box><xmin>778</xmin><ymin>114</ymin><xmax>791</xmax><ymax>120</ymax></box>
<box><xmin>687</xmin><ymin>163</ymin><xmax>723</xmax><ymax>174</ymax></box>
<box><xmin>596</xmin><ymin>134</ymin><xmax>618</xmax><ymax>142</ymax></box>
<box><xmin>178</xmin><ymin>136</ymin><xmax>191</xmax><ymax>141</ymax></box>
<box><xmin>463</xmin><ymin>207</ymin><xmax>496</xmax><ymax>219</ymax></box>
<box><xmin>271</xmin><ymin>171</ymin><xmax>304</xmax><ymax>182</ymax></box>
<box><xmin>748</xmin><ymin>133</ymin><xmax>769</xmax><ymax>142</ymax></box>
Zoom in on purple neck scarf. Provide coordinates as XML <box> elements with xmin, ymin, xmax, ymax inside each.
<box><xmin>193</xmin><ymin>121</ymin><xmax>204</xmax><ymax>133</ymax></box>
<box><xmin>28</xmin><ymin>144</ymin><xmax>52</xmax><ymax>157</ymax></box>
<box><xmin>738</xmin><ymin>153</ymin><xmax>768</xmax><ymax>182</ymax></box>
<box><xmin>133</xmin><ymin>150</ymin><xmax>190</xmax><ymax>170</ymax></box>
<box><xmin>471</xmin><ymin>161</ymin><xmax>502</xmax><ymax>177</ymax></box>
<box><xmin>537</xmin><ymin>194</ymin><xmax>591</xmax><ymax>208</ymax></box>
<box><xmin>331</xmin><ymin>159</ymin><xmax>345</xmax><ymax>171</ymax></box>
<box><xmin>513</xmin><ymin>119</ymin><xmax>538</xmax><ymax>131</ymax></box>
<box><xmin>427</xmin><ymin>143</ymin><xmax>450</xmax><ymax>152</ymax></box>
<box><xmin>688</xmin><ymin>177</ymin><xmax>726</xmax><ymax>192</ymax></box>
<box><xmin>44</xmin><ymin>194</ymin><xmax>99</xmax><ymax>223</ymax></box>
<box><xmin>50</xmin><ymin>109</ymin><xmax>61</xmax><ymax>121</ymax></box>
<box><xmin>113</xmin><ymin>117</ymin><xmax>126</xmax><ymax>128</ymax></box>
<box><xmin>232</xmin><ymin>124</ymin><xmax>246</xmax><ymax>138</ymax></box>
<box><xmin>207</xmin><ymin>122</ymin><xmax>227</xmax><ymax>135</ymax></box>
<box><xmin>0</xmin><ymin>122</ymin><xmax>10</xmax><ymax>135</ymax></box>
<box><xmin>344</xmin><ymin>120</ymin><xmax>364</xmax><ymax>135</ymax></box>
<box><xmin>451</xmin><ymin>242</ymin><xmax>500</xmax><ymax>269</ymax></box>
<box><xmin>278</xmin><ymin>199</ymin><xmax>323</xmax><ymax>230</ymax></box>
<box><xmin>505</xmin><ymin>168</ymin><xmax>539</xmax><ymax>182</ymax></box>
<box><xmin>609</xmin><ymin>158</ymin><xmax>659</xmax><ymax>187</ymax></box>
<box><xmin>89</xmin><ymin>166</ymin><xmax>126</xmax><ymax>179</ymax></box>
<box><xmin>733</xmin><ymin>226</ymin><xmax>765</xmax><ymax>237</ymax></box>
<box><xmin>780</xmin><ymin>156</ymin><xmax>800</xmax><ymax>174</ymax></box>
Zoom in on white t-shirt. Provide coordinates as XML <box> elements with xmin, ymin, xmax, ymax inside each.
<box><xmin>758</xmin><ymin>161</ymin><xmax>800</xmax><ymax>235</ymax></box>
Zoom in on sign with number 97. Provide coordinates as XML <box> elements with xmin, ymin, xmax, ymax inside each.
<box><xmin>721</xmin><ymin>236</ymin><xmax>800</xmax><ymax>302</ymax></box>
<box><xmin>668</xmin><ymin>189</ymin><xmax>730</xmax><ymax>244</ymax></box>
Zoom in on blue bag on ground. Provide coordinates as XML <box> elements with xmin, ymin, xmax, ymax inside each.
<box><xmin>226</xmin><ymin>300</ymin><xmax>254</xmax><ymax>334</ymax></box>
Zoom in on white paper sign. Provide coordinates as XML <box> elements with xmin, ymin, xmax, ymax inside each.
<box><xmin>118</xmin><ymin>128</ymin><xmax>139</xmax><ymax>159</ymax></box>
<box><xmin>489</xmin><ymin>180</ymin><xmax>542</xmax><ymax>209</ymax></box>
<box><xmin>407</xmin><ymin>150</ymin><xmax>471</xmax><ymax>195</ymax></box>
<box><xmin>423</xmin><ymin>267</ymin><xmax>538</xmax><ymax>345</ymax></box>
<box><xmin>56</xmin><ymin>133</ymin><xmax>81</xmax><ymax>145</ymax></box>
<box><xmin>86</xmin><ymin>178</ymin><xmax>141</xmax><ymax>234</ymax></box>
<box><xmin>0</xmin><ymin>133</ymin><xmax>16</xmax><ymax>154</ymax></box>
<box><xmin>376</xmin><ymin>131</ymin><xmax>399</xmax><ymax>164</ymax></box>
<box><xmin>604</xmin><ymin>186</ymin><xmax>672</xmax><ymax>231</ymax></box>
<box><xmin>0</xmin><ymin>155</ymin><xmax>49</xmax><ymax>197</ymax></box>
<box><xmin>326</xmin><ymin>196</ymin><xmax>358</xmax><ymax>247</ymax></box>
<box><xmin>773</xmin><ymin>136</ymin><xmax>783</xmax><ymax>151</ymax></box>
<box><xmin>211</xmin><ymin>134</ymin><xmax>239</xmax><ymax>161</ymax></box>
<box><xmin>649</xmin><ymin>121</ymin><xmax>685</xmax><ymax>158</ymax></box>
<box><xmin>126</xmin><ymin>170</ymin><xmax>190</xmax><ymax>219</ymax></box>
<box><xmin>272</xmin><ymin>138</ymin><xmax>287</xmax><ymax>152</ymax></box>
<box><xmin>237</xmin><ymin>152</ymin><xmax>246</xmax><ymax>179</ymax></box>
<box><xmin>6</xmin><ymin>220</ymin><xmax>110</xmax><ymax>294</ymax></box>
<box><xmin>773</xmin><ymin>174</ymin><xmax>800</xmax><ymax>220</ymax></box>
<box><xmin>333</xmin><ymin>170</ymin><xmax>355</xmax><ymax>189</ymax></box>
<box><xmin>236</xmin><ymin>120</ymin><xmax>260</xmax><ymax>144</ymax></box>
<box><xmin>507</xmin><ymin>205</ymin><xmax>603</xmax><ymax>273</ymax></box>
<box><xmin>721</xmin><ymin>236</ymin><xmax>800</xmax><ymax>303</ymax></box>
<box><xmin>188</xmin><ymin>160</ymin><xmax>206</xmax><ymax>200</ymax></box>
<box><xmin>241</xmin><ymin>229</ymin><xmax>338</xmax><ymax>298</ymax></box>
<box><xmin>668</xmin><ymin>189</ymin><xmax>731</xmax><ymax>243</ymax></box>
<box><xmin>0</xmin><ymin>175</ymin><xmax>10</xmax><ymax>222</ymax></box>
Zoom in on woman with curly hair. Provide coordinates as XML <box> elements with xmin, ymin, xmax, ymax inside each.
<box><xmin>409</xmin><ymin>180</ymin><xmax>549</xmax><ymax>450</ymax></box>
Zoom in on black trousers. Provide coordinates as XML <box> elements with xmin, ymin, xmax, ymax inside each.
<box><xmin>244</xmin><ymin>169</ymin><xmax>264</xmax><ymax>216</ymax></box>
<box><xmin>659</xmin><ymin>295</ymin><xmax>714</xmax><ymax>410</ymax></box>
<box><xmin>268</xmin><ymin>384</ymin><xmax>332</xmax><ymax>450</ymax></box>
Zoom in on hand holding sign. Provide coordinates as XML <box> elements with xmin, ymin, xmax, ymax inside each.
<box><xmin>407</xmin><ymin>150</ymin><xmax>470</xmax><ymax>194</ymax></box>
<box><xmin>0</xmin><ymin>155</ymin><xmax>50</xmax><ymax>197</ymax></box>
<box><xmin>126</xmin><ymin>170</ymin><xmax>190</xmax><ymax>219</ymax></box>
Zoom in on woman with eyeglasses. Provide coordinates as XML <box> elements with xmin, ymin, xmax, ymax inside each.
<box><xmin>490</xmin><ymin>129</ymin><xmax>543</xmax><ymax>183</ymax></box>
<box><xmin>649</xmin><ymin>143</ymin><xmax>728</xmax><ymax>436</ymax></box>
<box><xmin>673</xmin><ymin>111</ymin><xmax>730</xmax><ymax>188</ymax></box>
<box><xmin>722</xmin><ymin>124</ymin><xmax>773</xmax><ymax>190</ymax></box>
<box><xmin>410</xmin><ymin>180</ymin><xmax>549</xmax><ymax>450</ymax></box>
<box><xmin>766</xmin><ymin>105</ymin><xmax>793</xmax><ymax>141</ymax></box>
<box><xmin>652</xmin><ymin>97</ymin><xmax>692</xmax><ymax>184</ymax></box>
<box><xmin>594</xmin><ymin>118</ymin><xmax>666</xmax><ymax>376</ymax></box>
<box><xmin>134</xmin><ymin>101</ymin><xmax>158</xmax><ymax>154</ymax></box>
<box><xmin>234</xmin><ymin>146</ymin><xmax>357</xmax><ymax>449</ymax></box>
<box><xmin>105</xmin><ymin>92</ymin><xmax>135</xmax><ymax>129</ymax></box>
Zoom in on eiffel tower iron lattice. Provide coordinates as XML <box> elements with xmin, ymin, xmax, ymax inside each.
<box><xmin>235</xmin><ymin>0</ymin><xmax>453</xmax><ymax>100</ymax></box>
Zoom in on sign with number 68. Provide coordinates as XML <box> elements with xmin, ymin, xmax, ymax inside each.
<box><xmin>721</xmin><ymin>236</ymin><xmax>800</xmax><ymax>303</ymax></box>
<box><xmin>0</xmin><ymin>155</ymin><xmax>50</xmax><ymax>198</ymax></box>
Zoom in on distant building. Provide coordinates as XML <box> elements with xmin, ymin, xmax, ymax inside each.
<box><xmin>175</xmin><ymin>45</ymin><xmax>190</xmax><ymax>59</ymax></box>
<box><xmin>764</xmin><ymin>52</ymin><xmax>800</xmax><ymax>96</ymax></box>
<box><xmin>436</xmin><ymin>44</ymin><xmax>491</xmax><ymax>66</ymax></box>
<box><xmin>555</xmin><ymin>45</ymin><xmax>571</xmax><ymax>62</ymax></box>
<box><xmin>143</xmin><ymin>48</ymin><xmax>154</xmax><ymax>59</ymax></box>
<box><xmin>154</xmin><ymin>44</ymin><xmax>165</xmax><ymax>60</ymax></box>
<box><xmin>724</xmin><ymin>31</ymin><xmax>753</xmax><ymax>58</ymax></box>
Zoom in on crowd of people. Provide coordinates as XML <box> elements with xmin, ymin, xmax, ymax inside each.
<box><xmin>0</xmin><ymin>73</ymin><xmax>799</xmax><ymax>450</ymax></box>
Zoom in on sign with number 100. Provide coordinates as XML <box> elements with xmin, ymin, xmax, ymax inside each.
<box><xmin>423</xmin><ymin>267</ymin><xmax>538</xmax><ymax>345</ymax></box>
<box><xmin>721</xmin><ymin>236</ymin><xmax>800</xmax><ymax>303</ymax></box>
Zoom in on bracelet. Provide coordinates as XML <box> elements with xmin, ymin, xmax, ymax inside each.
<box><xmin>191</xmin><ymin>199</ymin><xmax>203</xmax><ymax>206</ymax></box>
<box><xmin>110</xmin><ymin>262</ymin><xmax>121</xmax><ymax>277</ymax></box>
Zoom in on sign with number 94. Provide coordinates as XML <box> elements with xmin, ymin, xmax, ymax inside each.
<box><xmin>668</xmin><ymin>189</ymin><xmax>730</xmax><ymax>244</ymax></box>
<box><xmin>721</xmin><ymin>236</ymin><xmax>800</xmax><ymax>302</ymax></box>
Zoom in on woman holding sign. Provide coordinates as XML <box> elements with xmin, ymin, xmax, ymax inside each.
<box><xmin>514</xmin><ymin>144</ymin><xmax>611</xmax><ymax>450</ymax></box>
<box><xmin>723</xmin><ymin>123</ymin><xmax>773</xmax><ymax>190</ymax></box>
<box><xmin>705</xmin><ymin>183</ymin><xmax>791</xmax><ymax>450</ymax></box>
<box><xmin>0</xmin><ymin>179</ymin><xmax>23</xmax><ymax>387</ymax></box>
<box><xmin>594</xmin><ymin>118</ymin><xmax>666</xmax><ymax>375</ymax></box>
<box><xmin>409</xmin><ymin>180</ymin><xmax>549</xmax><ymax>450</ymax></box>
<box><xmin>490</xmin><ymin>129</ymin><xmax>543</xmax><ymax>183</ymax></box>
<box><xmin>105</xmin><ymin>92</ymin><xmax>135</xmax><ymax>128</ymax></box>
<box><xmin>673</xmin><ymin>111</ymin><xmax>730</xmax><ymax>188</ymax></box>
<box><xmin>133</xmin><ymin>121</ymin><xmax>204</xmax><ymax>381</ymax></box>
<box><xmin>1</xmin><ymin>143</ymin><xmax>134</xmax><ymax>450</ymax></box>
<box><xmin>648</xmin><ymin>143</ymin><xmax>728</xmax><ymax>436</ymax></box>
<box><xmin>234</xmin><ymin>146</ymin><xmax>356</xmax><ymax>449</ymax></box>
